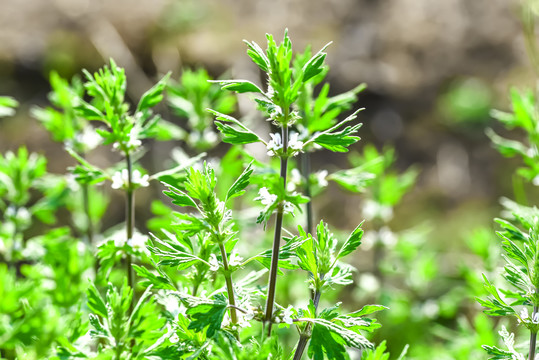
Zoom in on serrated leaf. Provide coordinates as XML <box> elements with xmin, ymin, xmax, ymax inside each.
<box><xmin>0</xmin><ymin>96</ymin><xmax>18</xmax><ymax>117</ymax></box>
<box><xmin>306</xmin><ymin>109</ymin><xmax>363</xmax><ymax>152</ymax></box>
<box><xmin>244</xmin><ymin>40</ymin><xmax>270</xmax><ymax>72</ymax></box>
<box><xmin>302</xmin><ymin>42</ymin><xmax>331</xmax><ymax>83</ymax></box>
<box><xmin>76</xmin><ymin>101</ymin><xmax>105</xmax><ymax>122</ymax></box>
<box><xmin>137</xmin><ymin>73</ymin><xmax>171</xmax><ymax>112</ymax></box>
<box><xmin>336</xmin><ymin>222</ymin><xmax>364</xmax><ymax>259</ymax></box>
<box><xmin>296</xmin><ymin>235</ymin><xmax>318</xmax><ymax>274</ymax></box>
<box><xmin>486</xmin><ymin>128</ymin><xmax>528</xmax><ymax>158</ymax></box>
<box><xmin>163</xmin><ymin>184</ymin><xmax>198</xmax><ymax>208</ymax></box>
<box><xmin>314</xmin><ymin>123</ymin><xmax>362</xmax><ymax>152</ymax></box>
<box><xmin>226</xmin><ymin>162</ymin><xmax>253</xmax><ymax>202</ymax></box>
<box><xmin>308</xmin><ymin>318</ymin><xmax>373</xmax><ymax>360</ymax></box>
<box><xmin>215</xmin><ymin>121</ymin><xmax>260</xmax><ymax>144</ymax></box>
<box><xmin>250</xmin><ymin>236</ymin><xmax>304</xmax><ymax>274</ymax></box>
<box><xmin>88</xmin><ymin>314</ymin><xmax>108</xmax><ymax>339</ymax></box>
<box><xmin>148</xmin><ymin>235</ymin><xmax>204</xmax><ymax>270</ymax></box>
<box><xmin>213</xmin><ymin>80</ymin><xmax>264</xmax><ymax>94</ymax></box>
<box><xmin>510</xmin><ymin>88</ymin><xmax>535</xmax><ymax>132</ymax></box>
<box><xmin>184</xmin><ymin>294</ymin><xmax>228</xmax><ymax>338</ymax></box>
<box><xmin>346</xmin><ymin>304</ymin><xmax>388</xmax><ymax>318</ymax></box>
<box><xmin>132</xmin><ymin>264</ymin><xmax>175</xmax><ymax>290</ymax></box>
<box><xmin>87</xmin><ymin>283</ymin><xmax>107</xmax><ymax>318</ymax></box>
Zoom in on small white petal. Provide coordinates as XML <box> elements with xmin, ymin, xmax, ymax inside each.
<box><xmin>317</xmin><ymin>170</ymin><xmax>329</xmax><ymax>187</ymax></box>
<box><xmin>209</xmin><ymin>254</ymin><xmax>219</xmax><ymax>271</ymax></box>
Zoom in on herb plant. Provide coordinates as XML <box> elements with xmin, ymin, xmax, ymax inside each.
<box><xmin>478</xmin><ymin>83</ymin><xmax>539</xmax><ymax>359</ymax></box>
<box><xmin>1</xmin><ymin>31</ymin><xmax>395</xmax><ymax>359</ymax></box>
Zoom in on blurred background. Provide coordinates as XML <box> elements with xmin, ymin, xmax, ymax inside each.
<box><xmin>0</xmin><ymin>0</ymin><xmax>536</xmax><ymax>357</ymax></box>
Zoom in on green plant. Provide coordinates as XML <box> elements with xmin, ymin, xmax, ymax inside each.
<box><xmin>2</xmin><ymin>31</ymin><xmax>394</xmax><ymax>359</ymax></box>
<box><xmin>479</xmin><ymin>28</ymin><xmax>539</xmax><ymax>357</ymax></box>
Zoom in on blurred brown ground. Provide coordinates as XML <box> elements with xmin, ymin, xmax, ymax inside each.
<box><xmin>0</xmin><ymin>0</ymin><xmax>533</xmax><ymax>237</ymax></box>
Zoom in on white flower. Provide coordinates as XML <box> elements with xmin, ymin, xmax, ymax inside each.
<box><xmin>316</xmin><ymin>170</ymin><xmax>328</xmax><ymax>187</ymax></box>
<box><xmin>221</xmin><ymin>314</ymin><xmax>230</xmax><ymax>328</ymax></box>
<box><xmin>287</xmin><ymin>168</ymin><xmax>302</xmax><ymax>192</ymax></box>
<box><xmin>114</xmin><ymin>237</ymin><xmax>126</xmax><ymax>248</ymax></box>
<box><xmin>127</xmin><ymin>232</ymin><xmax>148</xmax><ymax>251</ymax></box>
<box><xmin>111</xmin><ymin>169</ymin><xmax>128</xmax><ymax>189</ymax></box>
<box><xmin>266</xmin><ymin>132</ymin><xmax>303</xmax><ymax>157</ymax></box>
<box><xmin>237</xmin><ymin>316</ymin><xmax>252</xmax><ymax>329</ymax></box>
<box><xmin>243</xmin><ymin>306</ymin><xmax>256</xmax><ymax>321</ymax></box>
<box><xmin>281</xmin><ymin>305</ymin><xmax>294</xmax><ymax>325</ymax></box>
<box><xmin>519</xmin><ymin>307</ymin><xmax>539</xmax><ymax>323</ymax></box>
<box><xmin>229</xmin><ymin>252</ymin><xmax>244</xmax><ymax>267</ymax></box>
<box><xmin>169</xmin><ymin>332</ymin><xmax>179</xmax><ymax>344</ymax></box>
<box><xmin>76</xmin><ymin>126</ymin><xmax>102</xmax><ymax>151</ymax></box>
<box><xmin>288</xmin><ymin>132</ymin><xmax>303</xmax><ymax>154</ymax></box>
<box><xmin>66</xmin><ymin>173</ymin><xmax>81</xmax><ymax>191</ymax></box>
<box><xmin>132</xmin><ymin>169</ymin><xmax>150</xmax><ymax>187</ymax></box>
<box><xmin>359</xmin><ymin>273</ymin><xmax>380</xmax><ymax>293</ymax></box>
<box><xmin>209</xmin><ymin>254</ymin><xmax>219</xmax><ymax>271</ymax></box>
<box><xmin>283</xmin><ymin>201</ymin><xmax>295</xmax><ymax>214</ymax></box>
<box><xmin>361</xmin><ymin>231</ymin><xmax>376</xmax><ymax>251</ymax></box>
<box><xmin>21</xmin><ymin>242</ymin><xmax>45</xmax><ymax>259</ymax></box>
<box><xmin>255</xmin><ymin>187</ymin><xmax>277</xmax><ymax>206</ymax></box>
<box><xmin>266</xmin><ymin>133</ymin><xmax>283</xmax><ymax>156</ymax></box>
<box><xmin>111</xmin><ymin>169</ymin><xmax>149</xmax><ymax>190</ymax></box>
<box><xmin>127</xmin><ymin>128</ymin><xmax>142</xmax><ymax>148</ymax></box>
<box><xmin>379</xmin><ymin>226</ymin><xmax>397</xmax><ymax>247</ymax></box>
<box><xmin>361</xmin><ymin>199</ymin><xmax>393</xmax><ymax>222</ymax></box>
<box><xmin>533</xmin><ymin>175</ymin><xmax>539</xmax><ymax>186</ymax></box>
<box><xmin>520</xmin><ymin>308</ymin><xmax>529</xmax><ymax>322</ymax></box>
<box><xmin>113</xmin><ymin>128</ymin><xmax>142</xmax><ymax>151</ymax></box>
<box><xmin>421</xmin><ymin>299</ymin><xmax>439</xmax><ymax>318</ymax></box>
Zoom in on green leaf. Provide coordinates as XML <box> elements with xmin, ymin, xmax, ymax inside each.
<box><xmin>486</xmin><ymin>128</ymin><xmax>528</xmax><ymax>158</ymax></box>
<box><xmin>215</xmin><ymin>121</ymin><xmax>261</xmax><ymax>145</ymax></box>
<box><xmin>336</xmin><ymin>222</ymin><xmax>364</xmax><ymax>259</ymax></box>
<box><xmin>226</xmin><ymin>162</ymin><xmax>253</xmax><ymax>202</ymax></box>
<box><xmin>314</xmin><ymin>123</ymin><xmax>362</xmax><ymax>152</ymax></box>
<box><xmin>308</xmin><ymin>320</ymin><xmax>348</xmax><ymax>360</ymax></box>
<box><xmin>66</xmin><ymin>148</ymin><xmax>107</xmax><ymax>184</ymax></box>
<box><xmin>0</xmin><ymin>96</ymin><xmax>18</xmax><ymax>117</ymax></box>
<box><xmin>132</xmin><ymin>264</ymin><xmax>175</xmax><ymax>290</ymax></box>
<box><xmin>296</xmin><ymin>234</ymin><xmax>318</xmax><ymax>274</ymax></box>
<box><xmin>306</xmin><ymin>109</ymin><xmax>363</xmax><ymax>152</ymax></box>
<box><xmin>346</xmin><ymin>304</ymin><xmax>388</xmax><ymax>318</ymax></box>
<box><xmin>213</xmin><ymin>80</ymin><xmax>264</xmax><ymax>94</ymax></box>
<box><xmin>244</xmin><ymin>40</ymin><xmax>270</xmax><ymax>72</ymax></box>
<box><xmin>477</xmin><ymin>275</ymin><xmax>516</xmax><ymax>317</ymax></box>
<box><xmin>302</xmin><ymin>42</ymin><xmax>331</xmax><ymax>83</ymax></box>
<box><xmin>88</xmin><ymin>314</ymin><xmax>108</xmax><ymax>339</ymax></box>
<box><xmin>137</xmin><ymin>73</ymin><xmax>171</xmax><ymax>112</ymax></box>
<box><xmin>308</xmin><ymin>318</ymin><xmax>373</xmax><ymax>360</ymax></box>
<box><xmin>163</xmin><ymin>184</ymin><xmax>198</xmax><ymax>208</ymax></box>
<box><xmin>250</xmin><ymin>236</ymin><xmax>304</xmax><ymax>274</ymax></box>
<box><xmin>509</xmin><ymin>88</ymin><xmax>535</xmax><ymax>132</ymax></box>
<box><xmin>148</xmin><ymin>235</ymin><xmax>204</xmax><ymax>270</ymax></box>
<box><xmin>183</xmin><ymin>294</ymin><xmax>228</xmax><ymax>338</ymax></box>
<box><xmin>87</xmin><ymin>283</ymin><xmax>107</xmax><ymax>318</ymax></box>
<box><xmin>75</xmin><ymin>101</ymin><xmax>105</xmax><ymax>122</ymax></box>
<box><xmin>482</xmin><ymin>345</ymin><xmax>513</xmax><ymax>359</ymax></box>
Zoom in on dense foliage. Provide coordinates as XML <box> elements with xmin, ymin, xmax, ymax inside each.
<box><xmin>1</xmin><ymin>20</ymin><xmax>538</xmax><ymax>359</ymax></box>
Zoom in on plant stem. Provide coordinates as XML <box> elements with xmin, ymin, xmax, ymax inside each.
<box><xmin>81</xmin><ymin>184</ymin><xmax>95</xmax><ymax>245</ymax></box>
<box><xmin>292</xmin><ymin>287</ymin><xmax>322</xmax><ymax>360</ymax></box>
<box><xmin>82</xmin><ymin>183</ymin><xmax>100</xmax><ymax>278</ymax></box>
<box><xmin>125</xmin><ymin>153</ymin><xmax>135</xmax><ymax>314</ymax></box>
<box><xmin>530</xmin><ymin>326</ymin><xmax>537</xmax><ymax>360</ymax></box>
<box><xmin>218</xmin><ymin>241</ymin><xmax>240</xmax><ymax>340</ymax></box>
<box><xmin>264</xmin><ymin>124</ymin><xmax>289</xmax><ymax>336</ymax></box>
<box><xmin>301</xmin><ymin>153</ymin><xmax>313</xmax><ymax>235</ymax></box>
<box><xmin>530</xmin><ymin>286</ymin><xmax>539</xmax><ymax>360</ymax></box>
